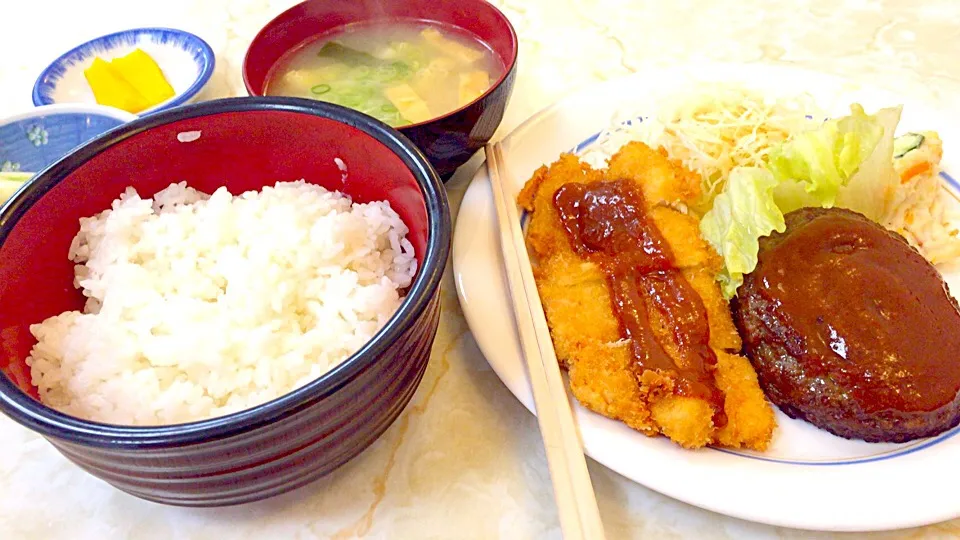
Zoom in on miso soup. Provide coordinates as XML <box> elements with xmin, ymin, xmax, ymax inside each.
<box><xmin>265</xmin><ymin>22</ymin><xmax>504</xmax><ymax>127</ymax></box>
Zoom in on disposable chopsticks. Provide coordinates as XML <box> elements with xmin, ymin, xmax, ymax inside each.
<box><xmin>485</xmin><ymin>143</ymin><xmax>606</xmax><ymax>540</ymax></box>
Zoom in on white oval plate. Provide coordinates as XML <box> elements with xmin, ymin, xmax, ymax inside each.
<box><xmin>452</xmin><ymin>63</ymin><xmax>960</xmax><ymax>532</ymax></box>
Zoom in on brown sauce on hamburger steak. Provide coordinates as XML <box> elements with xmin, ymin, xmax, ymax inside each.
<box><xmin>734</xmin><ymin>207</ymin><xmax>960</xmax><ymax>443</ymax></box>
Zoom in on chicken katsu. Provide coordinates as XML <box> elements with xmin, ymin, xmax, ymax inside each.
<box><xmin>518</xmin><ymin>142</ymin><xmax>775</xmax><ymax>450</ymax></box>
<box><xmin>735</xmin><ymin>207</ymin><xmax>960</xmax><ymax>443</ymax></box>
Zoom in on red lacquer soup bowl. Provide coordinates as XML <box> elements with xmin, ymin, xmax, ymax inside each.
<box><xmin>0</xmin><ymin>97</ymin><xmax>450</xmax><ymax>506</ymax></box>
<box><xmin>243</xmin><ymin>0</ymin><xmax>518</xmax><ymax>180</ymax></box>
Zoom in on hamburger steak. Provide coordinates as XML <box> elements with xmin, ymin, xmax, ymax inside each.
<box><xmin>733</xmin><ymin>207</ymin><xmax>960</xmax><ymax>443</ymax></box>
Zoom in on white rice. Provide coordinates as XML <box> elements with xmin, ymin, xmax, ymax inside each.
<box><xmin>26</xmin><ymin>180</ymin><xmax>417</xmax><ymax>426</ymax></box>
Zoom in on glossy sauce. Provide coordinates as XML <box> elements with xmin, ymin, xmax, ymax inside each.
<box><xmin>755</xmin><ymin>212</ymin><xmax>960</xmax><ymax>413</ymax></box>
<box><xmin>554</xmin><ymin>179</ymin><xmax>726</xmax><ymax>424</ymax></box>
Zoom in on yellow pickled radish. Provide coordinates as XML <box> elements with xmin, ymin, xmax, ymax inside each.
<box><xmin>109</xmin><ymin>49</ymin><xmax>175</xmax><ymax>105</ymax></box>
<box><xmin>83</xmin><ymin>58</ymin><xmax>152</xmax><ymax>114</ymax></box>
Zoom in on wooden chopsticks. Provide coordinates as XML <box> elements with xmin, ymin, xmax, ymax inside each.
<box><xmin>485</xmin><ymin>143</ymin><xmax>606</xmax><ymax>540</ymax></box>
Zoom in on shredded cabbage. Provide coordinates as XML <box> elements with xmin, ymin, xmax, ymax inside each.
<box><xmin>579</xmin><ymin>85</ymin><xmax>821</xmax><ymax>213</ymax></box>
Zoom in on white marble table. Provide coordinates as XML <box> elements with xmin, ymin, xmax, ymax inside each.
<box><xmin>2</xmin><ymin>1</ymin><xmax>959</xmax><ymax>538</ymax></box>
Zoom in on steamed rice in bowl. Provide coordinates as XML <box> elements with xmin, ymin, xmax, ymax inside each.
<box><xmin>26</xmin><ymin>180</ymin><xmax>417</xmax><ymax>426</ymax></box>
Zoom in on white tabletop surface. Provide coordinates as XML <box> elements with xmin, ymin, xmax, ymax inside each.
<box><xmin>2</xmin><ymin>1</ymin><xmax>960</xmax><ymax>538</ymax></box>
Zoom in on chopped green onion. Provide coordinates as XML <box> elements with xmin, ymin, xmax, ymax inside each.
<box><xmin>311</xmin><ymin>84</ymin><xmax>331</xmax><ymax>95</ymax></box>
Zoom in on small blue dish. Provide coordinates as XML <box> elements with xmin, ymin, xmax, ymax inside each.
<box><xmin>0</xmin><ymin>104</ymin><xmax>136</xmax><ymax>176</ymax></box>
<box><xmin>32</xmin><ymin>28</ymin><xmax>216</xmax><ymax>116</ymax></box>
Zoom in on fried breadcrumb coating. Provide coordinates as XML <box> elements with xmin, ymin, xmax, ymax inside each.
<box><xmin>518</xmin><ymin>142</ymin><xmax>775</xmax><ymax>450</ymax></box>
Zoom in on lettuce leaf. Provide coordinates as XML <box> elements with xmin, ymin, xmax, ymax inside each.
<box><xmin>769</xmin><ymin>104</ymin><xmax>902</xmax><ymax>218</ymax></box>
<box><xmin>700</xmin><ymin>167</ymin><xmax>786</xmax><ymax>298</ymax></box>
<box><xmin>833</xmin><ymin>106</ymin><xmax>902</xmax><ymax>220</ymax></box>
<box><xmin>703</xmin><ymin>103</ymin><xmax>902</xmax><ymax>298</ymax></box>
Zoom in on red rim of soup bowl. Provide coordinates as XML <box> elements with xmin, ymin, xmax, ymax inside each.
<box><xmin>242</xmin><ymin>0</ymin><xmax>519</xmax><ymax>179</ymax></box>
<box><xmin>0</xmin><ymin>97</ymin><xmax>451</xmax><ymax>505</ymax></box>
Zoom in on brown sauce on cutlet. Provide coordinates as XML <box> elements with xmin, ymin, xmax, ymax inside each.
<box><xmin>554</xmin><ymin>179</ymin><xmax>726</xmax><ymax>426</ymax></box>
<box><xmin>756</xmin><ymin>211</ymin><xmax>960</xmax><ymax>414</ymax></box>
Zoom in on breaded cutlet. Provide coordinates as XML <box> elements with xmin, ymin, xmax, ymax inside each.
<box><xmin>518</xmin><ymin>142</ymin><xmax>775</xmax><ymax>450</ymax></box>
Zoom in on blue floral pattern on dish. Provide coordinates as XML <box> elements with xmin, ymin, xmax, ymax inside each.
<box><xmin>27</xmin><ymin>125</ymin><xmax>49</xmax><ymax>147</ymax></box>
<box><xmin>0</xmin><ymin>112</ymin><xmax>127</xmax><ymax>175</ymax></box>
<box><xmin>1</xmin><ymin>161</ymin><xmax>21</xmax><ymax>172</ymax></box>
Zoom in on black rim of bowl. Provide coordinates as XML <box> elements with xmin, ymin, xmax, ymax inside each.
<box><xmin>0</xmin><ymin>96</ymin><xmax>451</xmax><ymax>448</ymax></box>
